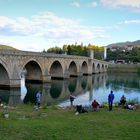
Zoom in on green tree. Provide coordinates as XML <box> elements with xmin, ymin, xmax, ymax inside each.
<box><xmin>47</xmin><ymin>46</ymin><xmax>63</xmax><ymax>54</ymax></box>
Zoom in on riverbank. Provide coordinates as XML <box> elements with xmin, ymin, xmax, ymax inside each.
<box><xmin>0</xmin><ymin>104</ymin><xmax>140</xmax><ymax>140</ymax></box>
<box><xmin>108</xmin><ymin>63</ymin><xmax>140</xmax><ymax>73</ymax></box>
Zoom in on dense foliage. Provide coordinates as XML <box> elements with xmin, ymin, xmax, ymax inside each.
<box><xmin>46</xmin><ymin>43</ymin><xmax>140</xmax><ymax>62</ymax></box>
<box><xmin>107</xmin><ymin>47</ymin><xmax>140</xmax><ymax>63</ymax></box>
<box><xmin>46</xmin><ymin>43</ymin><xmax>104</xmax><ymax>60</ymax></box>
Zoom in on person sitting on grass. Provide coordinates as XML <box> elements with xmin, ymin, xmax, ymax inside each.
<box><xmin>75</xmin><ymin>105</ymin><xmax>88</xmax><ymax>115</ymax></box>
<box><xmin>119</xmin><ymin>95</ymin><xmax>126</xmax><ymax>107</ymax></box>
<box><xmin>91</xmin><ymin>100</ymin><xmax>100</xmax><ymax>111</ymax></box>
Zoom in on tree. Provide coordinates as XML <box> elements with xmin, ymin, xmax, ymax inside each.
<box><xmin>47</xmin><ymin>46</ymin><xmax>63</xmax><ymax>54</ymax></box>
<box><xmin>46</xmin><ymin>43</ymin><xmax>104</xmax><ymax>59</ymax></box>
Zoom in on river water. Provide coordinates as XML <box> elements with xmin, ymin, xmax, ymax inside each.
<box><xmin>0</xmin><ymin>73</ymin><xmax>140</xmax><ymax>107</ymax></box>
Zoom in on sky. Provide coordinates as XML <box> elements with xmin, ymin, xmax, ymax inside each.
<box><xmin>0</xmin><ymin>0</ymin><xmax>140</xmax><ymax>52</ymax></box>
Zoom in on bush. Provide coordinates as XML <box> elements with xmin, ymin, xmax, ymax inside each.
<box><xmin>127</xmin><ymin>98</ymin><xmax>139</xmax><ymax>105</ymax></box>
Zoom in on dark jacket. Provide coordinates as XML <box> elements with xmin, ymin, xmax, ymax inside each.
<box><xmin>108</xmin><ymin>93</ymin><xmax>114</xmax><ymax>102</ymax></box>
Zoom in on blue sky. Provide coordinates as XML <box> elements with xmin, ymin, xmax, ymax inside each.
<box><xmin>0</xmin><ymin>0</ymin><xmax>140</xmax><ymax>51</ymax></box>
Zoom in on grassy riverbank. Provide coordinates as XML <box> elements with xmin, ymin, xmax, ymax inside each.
<box><xmin>0</xmin><ymin>105</ymin><xmax>140</xmax><ymax>140</ymax></box>
<box><xmin>108</xmin><ymin>63</ymin><xmax>140</xmax><ymax>73</ymax></box>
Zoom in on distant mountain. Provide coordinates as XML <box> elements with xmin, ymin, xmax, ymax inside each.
<box><xmin>107</xmin><ymin>40</ymin><xmax>140</xmax><ymax>48</ymax></box>
<box><xmin>0</xmin><ymin>44</ymin><xmax>17</xmax><ymax>50</ymax></box>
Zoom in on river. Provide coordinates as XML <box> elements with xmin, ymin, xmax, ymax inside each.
<box><xmin>0</xmin><ymin>73</ymin><xmax>140</xmax><ymax>107</ymax></box>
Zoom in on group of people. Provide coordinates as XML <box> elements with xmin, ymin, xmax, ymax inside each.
<box><xmin>35</xmin><ymin>90</ymin><xmax>135</xmax><ymax>111</ymax></box>
<box><xmin>118</xmin><ymin>95</ymin><xmax>137</xmax><ymax>110</ymax></box>
<box><xmin>89</xmin><ymin>91</ymin><xmax>134</xmax><ymax>111</ymax></box>
<box><xmin>34</xmin><ymin>91</ymin><xmax>115</xmax><ymax>112</ymax></box>
<box><xmin>70</xmin><ymin>90</ymin><xmax>129</xmax><ymax>113</ymax></box>
<box><xmin>70</xmin><ymin>90</ymin><xmax>115</xmax><ymax>112</ymax></box>
<box><xmin>91</xmin><ymin>91</ymin><xmax>134</xmax><ymax>111</ymax></box>
<box><xmin>90</xmin><ymin>90</ymin><xmax>115</xmax><ymax>111</ymax></box>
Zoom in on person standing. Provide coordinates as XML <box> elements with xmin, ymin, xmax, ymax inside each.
<box><xmin>108</xmin><ymin>90</ymin><xmax>114</xmax><ymax>111</ymax></box>
<box><xmin>36</xmin><ymin>91</ymin><xmax>41</xmax><ymax>108</ymax></box>
<box><xmin>70</xmin><ymin>93</ymin><xmax>75</xmax><ymax>106</ymax></box>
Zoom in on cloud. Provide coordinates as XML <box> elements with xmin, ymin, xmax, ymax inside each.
<box><xmin>101</xmin><ymin>0</ymin><xmax>140</xmax><ymax>10</ymax></box>
<box><xmin>123</xmin><ymin>19</ymin><xmax>140</xmax><ymax>24</ymax></box>
<box><xmin>118</xmin><ymin>19</ymin><xmax>140</xmax><ymax>25</ymax></box>
<box><xmin>0</xmin><ymin>11</ymin><xmax>107</xmax><ymax>51</ymax></box>
<box><xmin>70</xmin><ymin>1</ymin><xmax>80</xmax><ymax>7</ymax></box>
<box><xmin>0</xmin><ymin>16</ymin><xmax>36</xmax><ymax>36</ymax></box>
<box><xmin>91</xmin><ymin>1</ymin><xmax>98</xmax><ymax>7</ymax></box>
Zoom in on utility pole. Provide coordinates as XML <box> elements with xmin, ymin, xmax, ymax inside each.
<box><xmin>104</xmin><ymin>47</ymin><xmax>107</xmax><ymax>60</ymax></box>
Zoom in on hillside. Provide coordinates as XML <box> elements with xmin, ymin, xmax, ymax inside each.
<box><xmin>0</xmin><ymin>44</ymin><xmax>17</xmax><ymax>50</ymax></box>
<box><xmin>107</xmin><ymin>40</ymin><xmax>140</xmax><ymax>48</ymax></box>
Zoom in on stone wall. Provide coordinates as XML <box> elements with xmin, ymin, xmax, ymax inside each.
<box><xmin>108</xmin><ymin>64</ymin><xmax>140</xmax><ymax>73</ymax></box>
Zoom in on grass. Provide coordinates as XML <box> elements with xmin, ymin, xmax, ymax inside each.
<box><xmin>0</xmin><ymin>104</ymin><xmax>140</xmax><ymax>140</ymax></box>
<box><xmin>0</xmin><ymin>44</ymin><xmax>17</xmax><ymax>50</ymax></box>
<box><xmin>137</xmin><ymin>68</ymin><xmax>140</xmax><ymax>75</ymax></box>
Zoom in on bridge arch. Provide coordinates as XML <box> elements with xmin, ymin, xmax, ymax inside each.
<box><xmin>92</xmin><ymin>62</ymin><xmax>96</xmax><ymax>74</ymax></box>
<box><xmin>101</xmin><ymin>64</ymin><xmax>104</xmax><ymax>72</ymax></box>
<box><xmin>96</xmin><ymin>63</ymin><xmax>100</xmax><ymax>73</ymax></box>
<box><xmin>0</xmin><ymin>63</ymin><xmax>10</xmax><ymax>86</ymax></box>
<box><xmin>68</xmin><ymin>61</ymin><xmax>78</xmax><ymax>77</ymax></box>
<box><xmin>81</xmin><ymin>61</ymin><xmax>88</xmax><ymax>75</ymax></box>
<box><xmin>105</xmin><ymin>65</ymin><xmax>108</xmax><ymax>71</ymax></box>
<box><xmin>21</xmin><ymin>60</ymin><xmax>43</xmax><ymax>82</ymax></box>
<box><xmin>49</xmin><ymin>60</ymin><xmax>63</xmax><ymax>79</ymax></box>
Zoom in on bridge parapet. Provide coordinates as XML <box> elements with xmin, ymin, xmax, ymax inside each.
<box><xmin>0</xmin><ymin>49</ymin><xmax>89</xmax><ymax>59</ymax></box>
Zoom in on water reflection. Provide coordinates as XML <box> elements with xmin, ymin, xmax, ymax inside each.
<box><xmin>50</xmin><ymin>80</ymin><xmax>63</xmax><ymax>98</ymax></box>
<box><xmin>0</xmin><ymin>87</ymin><xmax>10</xmax><ymax>104</ymax></box>
<box><xmin>68</xmin><ymin>78</ymin><xmax>77</xmax><ymax>93</ymax></box>
<box><xmin>23</xmin><ymin>83</ymin><xmax>42</xmax><ymax>104</ymax></box>
<box><xmin>20</xmin><ymin>76</ymin><xmax>27</xmax><ymax>101</ymax></box>
<box><xmin>0</xmin><ymin>87</ymin><xmax>21</xmax><ymax>106</ymax></box>
<box><xmin>0</xmin><ymin>73</ymin><xmax>140</xmax><ymax>106</ymax></box>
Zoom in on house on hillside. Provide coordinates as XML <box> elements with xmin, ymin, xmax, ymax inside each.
<box><xmin>110</xmin><ymin>46</ymin><xmax>127</xmax><ymax>52</ymax></box>
<box><xmin>127</xmin><ymin>45</ymin><xmax>133</xmax><ymax>51</ymax></box>
<box><xmin>110</xmin><ymin>45</ymin><xmax>134</xmax><ymax>52</ymax></box>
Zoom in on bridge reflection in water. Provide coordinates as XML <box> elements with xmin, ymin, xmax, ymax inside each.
<box><xmin>0</xmin><ymin>73</ymin><xmax>140</xmax><ymax>106</ymax></box>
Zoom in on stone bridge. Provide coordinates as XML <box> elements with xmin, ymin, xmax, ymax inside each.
<box><xmin>0</xmin><ymin>49</ymin><xmax>108</xmax><ymax>87</ymax></box>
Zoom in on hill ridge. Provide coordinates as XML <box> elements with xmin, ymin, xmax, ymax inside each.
<box><xmin>107</xmin><ymin>40</ymin><xmax>140</xmax><ymax>47</ymax></box>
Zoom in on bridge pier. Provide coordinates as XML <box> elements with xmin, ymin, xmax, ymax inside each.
<box><xmin>42</xmin><ymin>75</ymin><xmax>51</xmax><ymax>83</ymax></box>
<box><xmin>93</xmin><ymin>71</ymin><xmax>98</xmax><ymax>74</ymax></box>
<box><xmin>41</xmin><ymin>83</ymin><xmax>51</xmax><ymax>104</ymax></box>
<box><xmin>8</xmin><ymin>87</ymin><xmax>21</xmax><ymax>106</ymax></box>
<box><xmin>77</xmin><ymin>72</ymin><xmax>83</xmax><ymax>77</ymax></box>
<box><xmin>63</xmin><ymin>70</ymin><xmax>70</xmax><ymax>79</ymax></box>
<box><xmin>9</xmin><ymin>79</ymin><xmax>21</xmax><ymax>87</ymax></box>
